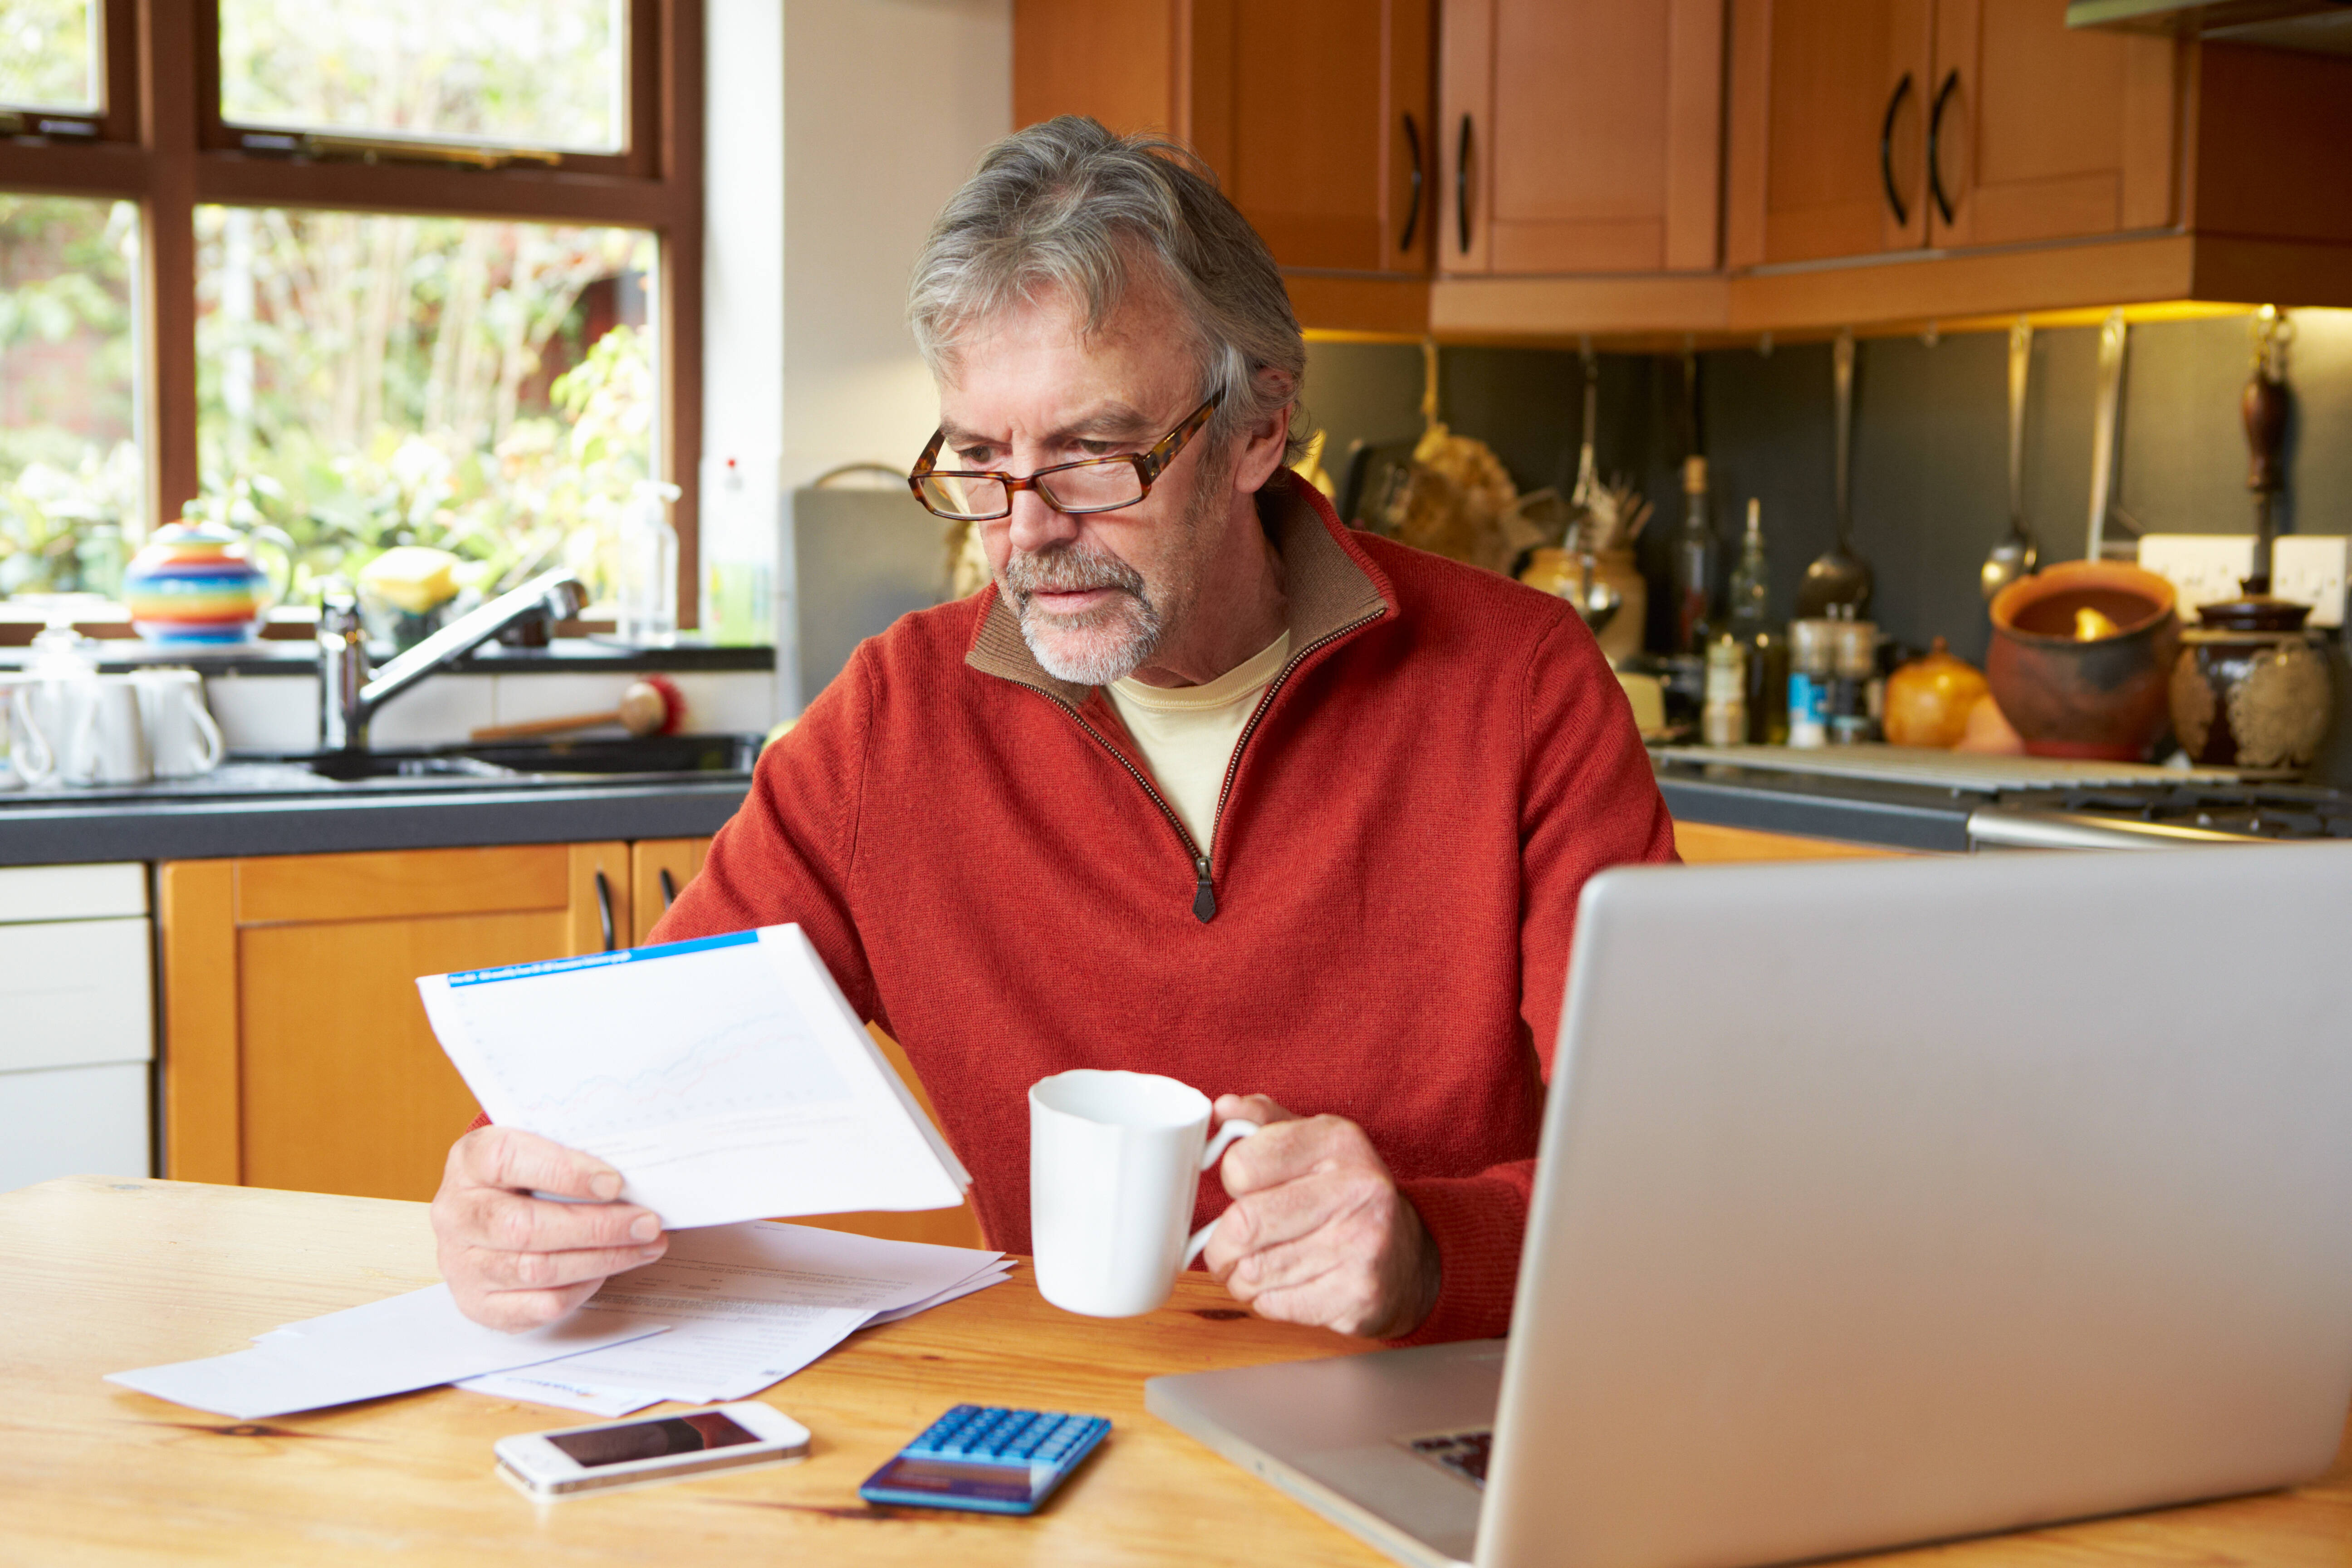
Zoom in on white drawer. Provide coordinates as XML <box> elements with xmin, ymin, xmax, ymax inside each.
<box><xmin>0</xmin><ymin>917</ymin><xmax>153</xmax><ymax>1072</ymax></box>
<box><xmin>0</xmin><ymin>862</ymin><xmax>147</xmax><ymax>923</ymax></box>
<box><xmin>0</xmin><ymin>1061</ymin><xmax>151</xmax><ymax>1191</ymax></box>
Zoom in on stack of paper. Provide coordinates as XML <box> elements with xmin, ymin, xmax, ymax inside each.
<box><xmin>106</xmin><ymin>1223</ymin><xmax>1009</xmax><ymax>1424</ymax></box>
<box><xmin>417</xmin><ymin>926</ymin><xmax>972</xmax><ymax>1229</ymax></box>
<box><xmin>105</xmin><ymin>1286</ymin><xmax>672</xmax><ymax>1421</ymax></box>
<box><xmin>458</xmin><ymin>1221</ymin><xmax>1012</xmax><ymax>1417</ymax></box>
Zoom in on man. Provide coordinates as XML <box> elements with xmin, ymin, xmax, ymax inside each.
<box><xmin>431</xmin><ymin>118</ymin><xmax>1675</xmax><ymax>1342</ymax></box>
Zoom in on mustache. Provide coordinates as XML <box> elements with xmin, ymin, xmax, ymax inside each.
<box><xmin>1002</xmin><ymin>541</ymin><xmax>1147</xmax><ymax>605</ymax></box>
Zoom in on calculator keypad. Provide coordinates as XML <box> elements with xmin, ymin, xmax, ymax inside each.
<box><xmin>909</xmin><ymin>1404</ymin><xmax>1109</xmax><ymax>1467</ymax></box>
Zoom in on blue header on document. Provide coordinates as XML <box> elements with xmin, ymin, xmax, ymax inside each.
<box><xmin>447</xmin><ymin>929</ymin><xmax>762</xmax><ymax>987</ymax></box>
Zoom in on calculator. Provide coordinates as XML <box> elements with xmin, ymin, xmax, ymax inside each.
<box><xmin>857</xmin><ymin>1404</ymin><xmax>1112</xmax><ymax>1515</ymax></box>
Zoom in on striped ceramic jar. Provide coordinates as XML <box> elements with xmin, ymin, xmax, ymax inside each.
<box><xmin>122</xmin><ymin>520</ymin><xmax>294</xmax><ymax>644</ymax></box>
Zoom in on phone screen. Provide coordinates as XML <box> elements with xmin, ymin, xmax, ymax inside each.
<box><xmin>547</xmin><ymin>1412</ymin><xmax>760</xmax><ymax>1470</ymax></box>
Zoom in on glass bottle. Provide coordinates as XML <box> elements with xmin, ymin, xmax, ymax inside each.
<box><xmin>1728</xmin><ymin>499</ymin><xmax>1788</xmax><ymax>744</ymax></box>
<box><xmin>616</xmin><ymin>480</ymin><xmax>682</xmax><ymax>646</ymax></box>
<box><xmin>1672</xmin><ymin>456</ymin><xmax>1718</xmax><ymax>655</ymax></box>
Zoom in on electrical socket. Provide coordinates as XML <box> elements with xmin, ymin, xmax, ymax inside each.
<box><xmin>2273</xmin><ymin>535</ymin><xmax>2348</xmax><ymax>629</ymax></box>
<box><xmin>2138</xmin><ymin>535</ymin><xmax>2254</xmax><ymax>617</ymax></box>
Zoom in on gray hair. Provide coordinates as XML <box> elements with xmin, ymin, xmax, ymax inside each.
<box><xmin>908</xmin><ymin>116</ymin><xmax>1308</xmax><ymax>464</ymax></box>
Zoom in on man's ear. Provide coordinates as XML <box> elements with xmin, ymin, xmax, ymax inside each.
<box><xmin>1230</xmin><ymin>368</ymin><xmax>1296</xmax><ymax>495</ymax></box>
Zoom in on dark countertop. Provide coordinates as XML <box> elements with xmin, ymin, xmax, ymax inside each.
<box><xmin>1653</xmin><ymin>755</ymin><xmax>1980</xmax><ymax>853</ymax></box>
<box><xmin>0</xmin><ymin>759</ymin><xmax>755</xmax><ymax>865</ymax></box>
<box><xmin>0</xmin><ymin>637</ymin><xmax>774</xmax><ymax>677</ymax></box>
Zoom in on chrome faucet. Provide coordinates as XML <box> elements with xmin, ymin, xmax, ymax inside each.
<box><xmin>318</xmin><ymin>568</ymin><xmax>588</xmax><ymax>752</ymax></box>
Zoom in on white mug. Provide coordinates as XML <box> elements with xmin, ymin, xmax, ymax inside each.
<box><xmin>132</xmin><ymin>669</ymin><xmax>223</xmax><ymax>778</ymax></box>
<box><xmin>1029</xmin><ymin>1070</ymin><xmax>1261</xmax><ymax>1318</ymax></box>
<box><xmin>0</xmin><ymin>676</ymin><xmax>54</xmax><ymax>788</ymax></box>
<box><xmin>51</xmin><ymin>675</ymin><xmax>151</xmax><ymax>786</ymax></box>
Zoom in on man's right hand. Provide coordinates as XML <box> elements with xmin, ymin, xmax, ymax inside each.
<box><xmin>431</xmin><ymin>1127</ymin><xmax>668</xmax><ymax>1330</ymax></box>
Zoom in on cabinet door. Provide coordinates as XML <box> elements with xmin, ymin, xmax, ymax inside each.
<box><xmin>1187</xmin><ymin>0</ymin><xmax>1433</xmax><ymax>275</ymax></box>
<box><xmin>161</xmin><ymin>844</ymin><xmax>629</xmax><ymax>1203</ymax></box>
<box><xmin>1727</xmin><ymin>0</ymin><xmax>1933</xmax><ymax>267</ymax></box>
<box><xmin>1925</xmin><ymin>0</ymin><xmax>2177</xmax><ymax>248</ymax></box>
<box><xmin>1443</xmin><ymin>0</ymin><xmax>1724</xmax><ymax>276</ymax></box>
<box><xmin>630</xmin><ymin>836</ymin><xmax>710</xmax><ymax>945</ymax></box>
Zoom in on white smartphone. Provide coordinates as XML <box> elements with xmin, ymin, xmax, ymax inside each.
<box><xmin>494</xmin><ymin>1402</ymin><xmax>811</xmax><ymax>1498</ymax></box>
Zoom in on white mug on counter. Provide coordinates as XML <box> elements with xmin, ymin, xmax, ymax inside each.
<box><xmin>51</xmin><ymin>674</ymin><xmax>152</xmax><ymax>786</ymax></box>
<box><xmin>1029</xmin><ymin>1069</ymin><xmax>1260</xmax><ymax>1318</ymax></box>
<box><xmin>132</xmin><ymin>669</ymin><xmax>223</xmax><ymax>779</ymax></box>
<box><xmin>0</xmin><ymin>675</ymin><xmax>55</xmax><ymax>788</ymax></box>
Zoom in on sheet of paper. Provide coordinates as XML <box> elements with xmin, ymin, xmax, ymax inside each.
<box><xmin>417</xmin><ymin>926</ymin><xmax>970</xmax><ymax>1229</ymax></box>
<box><xmin>456</xmin><ymin>1221</ymin><xmax>1005</xmax><ymax>1407</ymax></box>
<box><xmin>451</xmin><ymin>1370</ymin><xmax>664</xmax><ymax>1419</ymax></box>
<box><xmin>106</xmin><ymin>1285</ymin><xmax>669</xmax><ymax>1421</ymax></box>
<box><xmin>863</xmin><ymin>1264</ymin><xmax>1013</xmax><ymax>1326</ymax></box>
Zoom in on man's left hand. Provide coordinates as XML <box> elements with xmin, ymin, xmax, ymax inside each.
<box><xmin>1200</xmin><ymin>1094</ymin><xmax>1440</xmax><ymax>1339</ymax></box>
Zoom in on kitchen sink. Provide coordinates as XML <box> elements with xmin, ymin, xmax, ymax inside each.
<box><xmin>293</xmin><ymin>732</ymin><xmax>764</xmax><ymax>783</ymax></box>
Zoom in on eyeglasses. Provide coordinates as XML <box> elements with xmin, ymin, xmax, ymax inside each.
<box><xmin>907</xmin><ymin>395</ymin><xmax>1221</xmax><ymax>522</ymax></box>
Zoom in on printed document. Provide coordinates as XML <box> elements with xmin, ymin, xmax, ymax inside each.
<box><xmin>456</xmin><ymin>1221</ymin><xmax>1009</xmax><ymax>1416</ymax></box>
<box><xmin>416</xmin><ymin>926</ymin><xmax>970</xmax><ymax>1228</ymax></box>
<box><xmin>106</xmin><ymin>1285</ymin><xmax>669</xmax><ymax>1421</ymax></box>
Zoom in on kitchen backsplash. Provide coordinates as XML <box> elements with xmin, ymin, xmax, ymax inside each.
<box><xmin>1303</xmin><ymin>312</ymin><xmax>2352</xmax><ymax>785</ymax></box>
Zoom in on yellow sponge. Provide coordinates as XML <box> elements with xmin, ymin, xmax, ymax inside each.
<box><xmin>359</xmin><ymin>546</ymin><xmax>462</xmax><ymax>615</ymax></box>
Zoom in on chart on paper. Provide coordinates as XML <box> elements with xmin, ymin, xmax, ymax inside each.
<box><xmin>431</xmin><ymin>938</ymin><xmax>851</xmax><ymax>1141</ymax></box>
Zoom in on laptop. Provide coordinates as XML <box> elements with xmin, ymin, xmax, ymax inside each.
<box><xmin>1147</xmin><ymin>843</ymin><xmax>2352</xmax><ymax>1568</ymax></box>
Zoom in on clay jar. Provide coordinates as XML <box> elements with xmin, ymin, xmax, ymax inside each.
<box><xmin>1986</xmin><ymin>562</ymin><xmax>2180</xmax><ymax>761</ymax></box>
<box><xmin>2169</xmin><ymin>595</ymin><xmax>2332</xmax><ymax>775</ymax></box>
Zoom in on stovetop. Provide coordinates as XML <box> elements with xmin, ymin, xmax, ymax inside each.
<box><xmin>1991</xmin><ymin>782</ymin><xmax>2352</xmax><ymax>841</ymax></box>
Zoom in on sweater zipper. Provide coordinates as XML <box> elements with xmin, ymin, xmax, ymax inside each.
<box><xmin>1042</xmin><ymin>608</ymin><xmax>1382</xmax><ymax>924</ymax></box>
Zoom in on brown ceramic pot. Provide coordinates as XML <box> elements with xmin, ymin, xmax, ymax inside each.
<box><xmin>1985</xmin><ymin>562</ymin><xmax>2180</xmax><ymax>761</ymax></box>
<box><xmin>2169</xmin><ymin>594</ymin><xmax>2332</xmax><ymax>775</ymax></box>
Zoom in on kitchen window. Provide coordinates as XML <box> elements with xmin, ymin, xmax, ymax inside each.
<box><xmin>0</xmin><ymin>0</ymin><xmax>702</xmax><ymax>630</ymax></box>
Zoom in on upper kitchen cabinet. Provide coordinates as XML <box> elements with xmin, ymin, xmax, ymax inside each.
<box><xmin>1441</xmin><ymin>0</ymin><xmax>1725</xmax><ymax>276</ymax></box>
<box><xmin>1728</xmin><ymin>0</ymin><xmax>2172</xmax><ymax>268</ymax></box>
<box><xmin>1922</xmin><ymin>0</ymin><xmax>2178</xmax><ymax>249</ymax></box>
<box><xmin>1014</xmin><ymin>0</ymin><xmax>1435</xmax><ymax>280</ymax></box>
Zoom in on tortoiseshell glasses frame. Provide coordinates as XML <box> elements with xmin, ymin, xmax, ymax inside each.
<box><xmin>906</xmin><ymin>394</ymin><xmax>1222</xmax><ymax>522</ymax></box>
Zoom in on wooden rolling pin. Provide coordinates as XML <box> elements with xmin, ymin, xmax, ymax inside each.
<box><xmin>469</xmin><ymin>676</ymin><xmax>686</xmax><ymax>743</ymax></box>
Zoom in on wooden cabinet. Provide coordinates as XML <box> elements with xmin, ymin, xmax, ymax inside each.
<box><xmin>1015</xmin><ymin>0</ymin><xmax>1435</xmax><ymax>280</ymax></box>
<box><xmin>629</xmin><ymin>836</ymin><xmax>709</xmax><ymax>944</ymax></box>
<box><xmin>1673</xmin><ymin>821</ymin><xmax>1909</xmax><ymax>862</ymax></box>
<box><xmin>1729</xmin><ymin>0</ymin><xmax>2177</xmax><ymax>268</ymax></box>
<box><xmin>1441</xmin><ymin>0</ymin><xmax>1724</xmax><ymax>275</ymax></box>
<box><xmin>160</xmin><ymin>844</ymin><xmax>631</xmax><ymax>1202</ymax></box>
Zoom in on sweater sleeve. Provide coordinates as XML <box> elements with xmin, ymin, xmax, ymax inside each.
<box><xmin>1391</xmin><ymin>608</ymin><xmax>1678</xmax><ymax>1345</ymax></box>
<box><xmin>645</xmin><ymin>645</ymin><xmax>886</xmax><ymax>1029</ymax></box>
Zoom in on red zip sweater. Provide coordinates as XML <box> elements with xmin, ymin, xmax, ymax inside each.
<box><xmin>645</xmin><ymin>472</ymin><xmax>1676</xmax><ymax>1343</ymax></box>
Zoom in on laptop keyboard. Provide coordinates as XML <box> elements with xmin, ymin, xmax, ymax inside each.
<box><xmin>1402</xmin><ymin>1428</ymin><xmax>1493</xmax><ymax>1489</ymax></box>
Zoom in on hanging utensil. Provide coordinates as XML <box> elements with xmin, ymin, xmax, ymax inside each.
<box><xmin>2086</xmin><ymin>309</ymin><xmax>2132</xmax><ymax>562</ymax></box>
<box><xmin>1982</xmin><ymin>317</ymin><xmax>2039</xmax><ymax>600</ymax></box>
<box><xmin>1797</xmin><ymin>327</ymin><xmax>1872</xmax><ymax>617</ymax></box>
<box><xmin>1568</xmin><ymin>339</ymin><xmax>1601</xmax><ymax>530</ymax></box>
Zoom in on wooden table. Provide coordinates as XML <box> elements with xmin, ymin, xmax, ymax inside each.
<box><xmin>8</xmin><ymin>1177</ymin><xmax>2351</xmax><ymax>1566</ymax></box>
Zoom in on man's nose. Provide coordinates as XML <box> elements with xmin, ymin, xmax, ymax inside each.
<box><xmin>1005</xmin><ymin>486</ymin><xmax>1076</xmax><ymax>555</ymax></box>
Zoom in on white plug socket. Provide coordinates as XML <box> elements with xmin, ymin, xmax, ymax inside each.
<box><xmin>2273</xmin><ymin>535</ymin><xmax>2348</xmax><ymax>629</ymax></box>
<box><xmin>2137</xmin><ymin>535</ymin><xmax>2254</xmax><ymax>617</ymax></box>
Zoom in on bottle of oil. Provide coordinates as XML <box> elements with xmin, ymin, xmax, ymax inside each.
<box><xmin>1672</xmin><ymin>456</ymin><xmax>1718</xmax><ymax>655</ymax></box>
<box><xmin>1727</xmin><ymin>498</ymin><xmax>1788</xmax><ymax>743</ymax></box>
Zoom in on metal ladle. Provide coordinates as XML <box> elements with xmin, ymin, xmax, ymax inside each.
<box><xmin>1797</xmin><ymin>328</ymin><xmax>1872</xmax><ymax>617</ymax></box>
<box><xmin>1982</xmin><ymin>317</ymin><xmax>2039</xmax><ymax>600</ymax></box>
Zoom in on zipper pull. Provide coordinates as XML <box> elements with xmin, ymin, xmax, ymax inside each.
<box><xmin>1192</xmin><ymin>856</ymin><xmax>1217</xmax><ymax>923</ymax></box>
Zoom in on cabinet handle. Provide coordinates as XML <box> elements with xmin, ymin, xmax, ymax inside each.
<box><xmin>1878</xmin><ymin>73</ymin><xmax>1914</xmax><ymax>227</ymax></box>
<box><xmin>1926</xmin><ymin>69</ymin><xmax>1960</xmax><ymax>227</ymax></box>
<box><xmin>1455</xmin><ymin>113</ymin><xmax>1473</xmax><ymax>255</ymax></box>
<box><xmin>658</xmin><ymin>867</ymin><xmax>678</xmax><ymax>909</ymax></box>
<box><xmin>594</xmin><ymin>868</ymin><xmax>615</xmax><ymax>952</ymax></box>
<box><xmin>1399</xmin><ymin>112</ymin><xmax>1423</xmax><ymax>252</ymax></box>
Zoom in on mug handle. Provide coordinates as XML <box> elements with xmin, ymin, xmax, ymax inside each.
<box><xmin>11</xmin><ymin>690</ymin><xmax>55</xmax><ymax>784</ymax></box>
<box><xmin>1180</xmin><ymin>1118</ymin><xmax>1262</xmax><ymax>1269</ymax></box>
<box><xmin>189</xmin><ymin>691</ymin><xmax>225</xmax><ymax>772</ymax></box>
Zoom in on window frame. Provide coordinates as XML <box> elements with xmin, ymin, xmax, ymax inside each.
<box><xmin>0</xmin><ymin>0</ymin><xmax>706</xmax><ymax>628</ymax></box>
